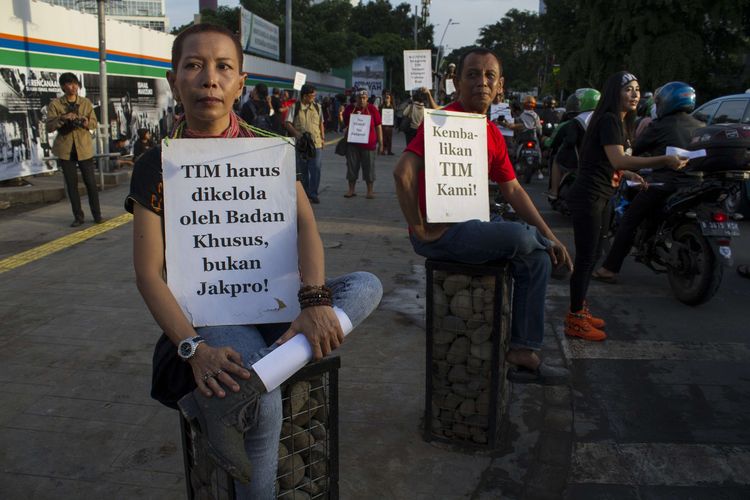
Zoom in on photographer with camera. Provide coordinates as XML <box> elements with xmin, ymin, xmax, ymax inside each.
<box><xmin>46</xmin><ymin>72</ymin><xmax>102</xmax><ymax>227</ymax></box>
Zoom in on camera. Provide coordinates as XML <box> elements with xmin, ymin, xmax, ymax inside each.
<box><xmin>59</xmin><ymin>101</ymin><xmax>86</xmax><ymax>133</ymax></box>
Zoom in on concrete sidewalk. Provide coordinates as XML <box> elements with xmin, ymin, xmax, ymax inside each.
<box><xmin>0</xmin><ymin>133</ymin><xmax>572</xmax><ymax>499</ymax></box>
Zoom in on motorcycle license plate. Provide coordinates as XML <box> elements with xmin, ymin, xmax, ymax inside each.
<box><xmin>699</xmin><ymin>221</ymin><xmax>740</xmax><ymax>236</ymax></box>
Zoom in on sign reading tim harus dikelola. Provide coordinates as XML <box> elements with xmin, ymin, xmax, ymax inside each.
<box><xmin>162</xmin><ymin>138</ymin><xmax>299</xmax><ymax>327</ymax></box>
<box><xmin>423</xmin><ymin>109</ymin><xmax>489</xmax><ymax>223</ymax></box>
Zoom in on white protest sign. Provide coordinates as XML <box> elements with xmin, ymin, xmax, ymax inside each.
<box><xmin>347</xmin><ymin>114</ymin><xmax>371</xmax><ymax>144</ymax></box>
<box><xmin>423</xmin><ymin>109</ymin><xmax>489</xmax><ymax>222</ymax></box>
<box><xmin>162</xmin><ymin>138</ymin><xmax>299</xmax><ymax>327</ymax></box>
<box><xmin>403</xmin><ymin>49</ymin><xmax>433</xmax><ymax>91</ymax></box>
<box><xmin>381</xmin><ymin>108</ymin><xmax>394</xmax><ymax>126</ymax></box>
<box><xmin>445</xmin><ymin>78</ymin><xmax>456</xmax><ymax>96</ymax></box>
<box><xmin>293</xmin><ymin>71</ymin><xmax>307</xmax><ymax>91</ymax></box>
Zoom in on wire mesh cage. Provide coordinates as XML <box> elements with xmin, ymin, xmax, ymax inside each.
<box><xmin>423</xmin><ymin>259</ymin><xmax>513</xmax><ymax>448</ymax></box>
<box><xmin>180</xmin><ymin>356</ymin><xmax>340</xmax><ymax>499</ymax></box>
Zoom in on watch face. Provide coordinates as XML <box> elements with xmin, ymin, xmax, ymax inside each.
<box><xmin>179</xmin><ymin>341</ymin><xmax>193</xmax><ymax>358</ymax></box>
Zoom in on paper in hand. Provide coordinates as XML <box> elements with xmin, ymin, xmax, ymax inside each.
<box><xmin>666</xmin><ymin>146</ymin><xmax>706</xmax><ymax>160</ymax></box>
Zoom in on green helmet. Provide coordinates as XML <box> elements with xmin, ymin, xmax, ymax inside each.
<box><xmin>576</xmin><ymin>88</ymin><xmax>600</xmax><ymax>112</ymax></box>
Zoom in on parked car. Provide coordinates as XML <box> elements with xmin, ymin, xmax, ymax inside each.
<box><xmin>692</xmin><ymin>93</ymin><xmax>750</xmax><ymax>125</ymax></box>
<box><xmin>692</xmin><ymin>92</ymin><xmax>750</xmax><ymax>217</ymax></box>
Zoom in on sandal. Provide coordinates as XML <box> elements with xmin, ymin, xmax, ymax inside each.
<box><xmin>506</xmin><ymin>362</ymin><xmax>570</xmax><ymax>386</ymax></box>
<box><xmin>592</xmin><ymin>269</ymin><xmax>617</xmax><ymax>284</ymax></box>
<box><xmin>738</xmin><ymin>264</ymin><xmax>750</xmax><ymax>280</ymax></box>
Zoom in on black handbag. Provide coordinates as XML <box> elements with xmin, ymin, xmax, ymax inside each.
<box><xmin>150</xmin><ymin>333</ymin><xmax>195</xmax><ymax>410</ymax></box>
<box><xmin>334</xmin><ymin>138</ymin><xmax>348</xmax><ymax>156</ymax></box>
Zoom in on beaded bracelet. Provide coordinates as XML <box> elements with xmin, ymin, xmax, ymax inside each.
<box><xmin>298</xmin><ymin>284</ymin><xmax>333</xmax><ymax>309</ymax></box>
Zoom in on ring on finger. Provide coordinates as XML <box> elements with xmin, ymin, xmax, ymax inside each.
<box><xmin>214</xmin><ymin>368</ymin><xmax>224</xmax><ymax>377</ymax></box>
<box><xmin>202</xmin><ymin>371</ymin><xmax>214</xmax><ymax>382</ymax></box>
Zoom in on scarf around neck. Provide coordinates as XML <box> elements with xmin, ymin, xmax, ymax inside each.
<box><xmin>171</xmin><ymin>111</ymin><xmax>255</xmax><ymax>139</ymax></box>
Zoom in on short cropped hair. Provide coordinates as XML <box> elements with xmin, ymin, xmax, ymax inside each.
<box><xmin>171</xmin><ymin>23</ymin><xmax>243</xmax><ymax>71</ymax></box>
<box><xmin>59</xmin><ymin>72</ymin><xmax>79</xmax><ymax>87</ymax></box>
<box><xmin>456</xmin><ymin>48</ymin><xmax>503</xmax><ymax>79</ymax></box>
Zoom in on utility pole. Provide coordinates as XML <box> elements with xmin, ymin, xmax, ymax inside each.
<box><xmin>285</xmin><ymin>0</ymin><xmax>292</xmax><ymax>64</ymax></box>
<box><xmin>413</xmin><ymin>4</ymin><xmax>418</xmax><ymax>49</ymax></box>
<box><xmin>97</xmin><ymin>0</ymin><xmax>109</xmax><ymax>179</ymax></box>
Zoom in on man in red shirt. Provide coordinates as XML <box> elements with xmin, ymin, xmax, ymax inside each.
<box><xmin>342</xmin><ymin>89</ymin><xmax>383</xmax><ymax>198</ymax></box>
<box><xmin>394</xmin><ymin>48</ymin><xmax>572</xmax><ymax>385</ymax></box>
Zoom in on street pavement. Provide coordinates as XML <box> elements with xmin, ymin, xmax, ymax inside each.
<box><xmin>0</xmin><ymin>131</ymin><xmax>749</xmax><ymax>499</ymax></box>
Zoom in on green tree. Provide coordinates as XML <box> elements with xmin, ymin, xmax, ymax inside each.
<box><xmin>168</xmin><ymin>0</ymin><xmax>437</xmax><ymax>94</ymax></box>
<box><xmin>476</xmin><ymin>9</ymin><xmax>545</xmax><ymax>92</ymax></box>
<box><xmin>542</xmin><ymin>0</ymin><xmax>750</xmax><ymax>101</ymax></box>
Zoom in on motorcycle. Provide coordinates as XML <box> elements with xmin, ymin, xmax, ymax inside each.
<box><xmin>608</xmin><ymin>169</ymin><xmax>747</xmax><ymax>305</ymax></box>
<box><xmin>515</xmin><ymin>135</ymin><xmax>543</xmax><ymax>185</ymax></box>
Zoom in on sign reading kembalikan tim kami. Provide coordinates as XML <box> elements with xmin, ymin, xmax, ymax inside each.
<box><xmin>162</xmin><ymin>138</ymin><xmax>299</xmax><ymax>327</ymax></box>
<box><xmin>423</xmin><ymin>109</ymin><xmax>489</xmax><ymax>223</ymax></box>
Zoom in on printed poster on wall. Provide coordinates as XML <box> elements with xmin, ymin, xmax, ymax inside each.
<box><xmin>403</xmin><ymin>50</ymin><xmax>433</xmax><ymax>91</ymax></box>
<box><xmin>347</xmin><ymin>114</ymin><xmax>371</xmax><ymax>144</ymax></box>
<box><xmin>381</xmin><ymin>108</ymin><xmax>394</xmax><ymax>126</ymax></box>
<box><xmin>162</xmin><ymin>137</ymin><xmax>299</xmax><ymax>327</ymax></box>
<box><xmin>423</xmin><ymin>108</ymin><xmax>489</xmax><ymax>223</ymax></box>
<box><xmin>0</xmin><ymin>66</ymin><xmax>175</xmax><ymax>181</ymax></box>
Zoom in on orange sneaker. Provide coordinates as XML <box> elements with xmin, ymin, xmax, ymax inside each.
<box><xmin>565</xmin><ymin>311</ymin><xmax>607</xmax><ymax>341</ymax></box>
<box><xmin>582</xmin><ymin>302</ymin><xmax>606</xmax><ymax>329</ymax></box>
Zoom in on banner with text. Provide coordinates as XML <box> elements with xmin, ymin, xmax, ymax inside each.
<box><xmin>403</xmin><ymin>50</ymin><xmax>433</xmax><ymax>91</ymax></box>
<box><xmin>163</xmin><ymin>138</ymin><xmax>299</xmax><ymax>327</ymax></box>
<box><xmin>241</xmin><ymin>7</ymin><xmax>280</xmax><ymax>61</ymax></box>
<box><xmin>352</xmin><ymin>56</ymin><xmax>385</xmax><ymax>95</ymax></box>
<box><xmin>423</xmin><ymin>109</ymin><xmax>489</xmax><ymax>223</ymax></box>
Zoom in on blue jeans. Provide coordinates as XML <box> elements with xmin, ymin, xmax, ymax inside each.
<box><xmin>296</xmin><ymin>148</ymin><xmax>322</xmax><ymax>198</ymax></box>
<box><xmin>196</xmin><ymin>271</ymin><xmax>382</xmax><ymax>499</ymax></box>
<box><xmin>410</xmin><ymin>217</ymin><xmax>551</xmax><ymax>351</ymax></box>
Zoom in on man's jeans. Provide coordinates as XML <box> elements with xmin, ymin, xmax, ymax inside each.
<box><xmin>196</xmin><ymin>272</ymin><xmax>382</xmax><ymax>499</ymax></box>
<box><xmin>296</xmin><ymin>148</ymin><xmax>322</xmax><ymax>199</ymax></box>
<box><xmin>410</xmin><ymin>217</ymin><xmax>551</xmax><ymax>351</ymax></box>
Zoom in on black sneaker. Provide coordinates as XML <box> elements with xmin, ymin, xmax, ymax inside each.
<box><xmin>70</xmin><ymin>219</ymin><xmax>84</xmax><ymax>227</ymax></box>
<box><xmin>94</xmin><ymin>217</ymin><xmax>105</xmax><ymax>223</ymax></box>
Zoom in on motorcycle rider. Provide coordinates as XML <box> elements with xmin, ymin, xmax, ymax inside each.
<box><xmin>546</xmin><ymin>88</ymin><xmax>601</xmax><ymax>201</ymax></box>
<box><xmin>508</xmin><ymin>95</ymin><xmax>543</xmax><ymax>177</ymax></box>
<box><xmin>593</xmin><ymin>81</ymin><xmax>704</xmax><ymax>283</ymax></box>
<box><xmin>539</xmin><ymin>95</ymin><xmax>562</xmax><ymax>138</ymax></box>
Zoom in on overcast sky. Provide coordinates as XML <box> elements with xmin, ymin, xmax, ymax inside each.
<box><xmin>165</xmin><ymin>0</ymin><xmax>540</xmax><ymax>49</ymax></box>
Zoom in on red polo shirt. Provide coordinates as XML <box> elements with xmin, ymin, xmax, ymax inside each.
<box><xmin>405</xmin><ymin>101</ymin><xmax>516</xmax><ymax>217</ymax></box>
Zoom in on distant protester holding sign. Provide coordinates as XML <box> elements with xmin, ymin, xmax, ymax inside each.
<box><xmin>342</xmin><ymin>89</ymin><xmax>383</xmax><ymax>199</ymax></box>
<box><xmin>394</xmin><ymin>47</ymin><xmax>573</xmax><ymax>385</ymax></box>
<box><xmin>126</xmin><ymin>24</ymin><xmax>381</xmax><ymax>499</ymax></box>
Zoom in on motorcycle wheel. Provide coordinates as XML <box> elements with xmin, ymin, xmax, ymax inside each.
<box><xmin>666</xmin><ymin>223</ymin><xmax>723</xmax><ymax>306</ymax></box>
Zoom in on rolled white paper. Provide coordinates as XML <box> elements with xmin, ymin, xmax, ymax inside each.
<box><xmin>251</xmin><ymin>307</ymin><xmax>353</xmax><ymax>392</ymax></box>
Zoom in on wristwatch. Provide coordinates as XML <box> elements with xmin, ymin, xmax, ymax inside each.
<box><xmin>177</xmin><ymin>336</ymin><xmax>206</xmax><ymax>361</ymax></box>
